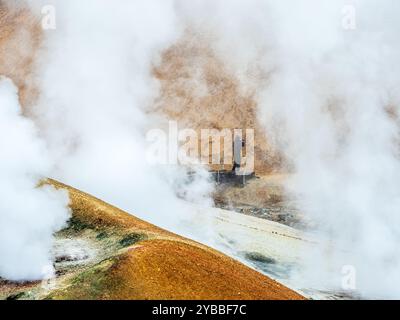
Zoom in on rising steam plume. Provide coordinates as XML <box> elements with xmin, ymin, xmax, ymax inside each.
<box><xmin>170</xmin><ymin>0</ymin><xmax>400</xmax><ymax>298</ymax></box>
<box><xmin>0</xmin><ymin>77</ymin><xmax>70</xmax><ymax>281</ymax></box>
<box><xmin>1</xmin><ymin>0</ymin><xmax>400</xmax><ymax>298</ymax></box>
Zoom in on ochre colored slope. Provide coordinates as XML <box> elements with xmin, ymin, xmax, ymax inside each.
<box><xmin>48</xmin><ymin>180</ymin><xmax>305</xmax><ymax>300</ymax></box>
<box><xmin>0</xmin><ymin>4</ymin><xmax>41</xmax><ymax>108</ymax></box>
<box><xmin>153</xmin><ymin>34</ymin><xmax>284</xmax><ymax>175</ymax></box>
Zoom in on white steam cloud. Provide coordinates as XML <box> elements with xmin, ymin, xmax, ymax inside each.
<box><xmin>177</xmin><ymin>0</ymin><xmax>400</xmax><ymax>297</ymax></box>
<box><xmin>1</xmin><ymin>0</ymin><xmax>214</xmax><ymax>282</ymax></box>
<box><xmin>0</xmin><ymin>78</ymin><xmax>70</xmax><ymax>281</ymax></box>
<box><xmin>258</xmin><ymin>1</ymin><xmax>400</xmax><ymax>298</ymax></box>
<box><xmin>28</xmin><ymin>0</ymin><xmax>213</xmax><ymax>236</ymax></box>
<box><xmin>265</xmin><ymin>1</ymin><xmax>400</xmax><ymax>298</ymax></box>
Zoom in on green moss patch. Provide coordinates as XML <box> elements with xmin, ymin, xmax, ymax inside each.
<box><xmin>119</xmin><ymin>233</ymin><xmax>147</xmax><ymax>248</ymax></box>
<box><xmin>96</xmin><ymin>231</ymin><xmax>108</xmax><ymax>240</ymax></box>
<box><xmin>67</xmin><ymin>217</ymin><xmax>92</xmax><ymax>232</ymax></box>
<box><xmin>244</xmin><ymin>252</ymin><xmax>276</xmax><ymax>264</ymax></box>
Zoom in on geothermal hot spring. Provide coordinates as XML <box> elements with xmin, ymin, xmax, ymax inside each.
<box><xmin>1</xmin><ymin>0</ymin><xmax>400</xmax><ymax>299</ymax></box>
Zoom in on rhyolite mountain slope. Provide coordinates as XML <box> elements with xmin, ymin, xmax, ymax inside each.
<box><xmin>0</xmin><ymin>180</ymin><xmax>305</xmax><ymax>300</ymax></box>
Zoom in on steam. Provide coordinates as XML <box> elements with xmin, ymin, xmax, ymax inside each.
<box><xmin>258</xmin><ymin>1</ymin><xmax>400</xmax><ymax>298</ymax></box>
<box><xmin>177</xmin><ymin>0</ymin><xmax>400</xmax><ymax>297</ymax></box>
<box><xmin>0</xmin><ymin>0</ymin><xmax>212</xmax><ymax>282</ymax></box>
<box><xmin>27</xmin><ymin>0</ymin><xmax>213</xmax><ymax>237</ymax></box>
<box><xmin>0</xmin><ymin>77</ymin><xmax>70</xmax><ymax>281</ymax></box>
